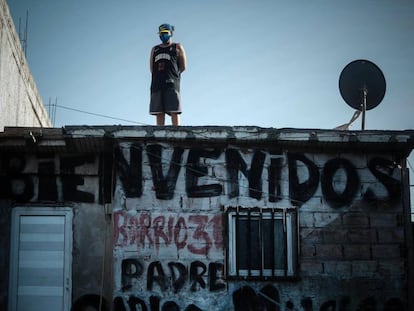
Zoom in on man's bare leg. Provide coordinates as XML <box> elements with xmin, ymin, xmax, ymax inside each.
<box><xmin>171</xmin><ymin>113</ymin><xmax>180</xmax><ymax>126</ymax></box>
<box><xmin>156</xmin><ymin>114</ymin><xmax>165</xmax><ymax>125</ymax></box>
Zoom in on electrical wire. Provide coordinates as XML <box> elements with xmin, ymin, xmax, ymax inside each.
<box><xmin>55</xmin><ymin>104</ymin><xmax>148</xmax><ymax>125</ymax></box>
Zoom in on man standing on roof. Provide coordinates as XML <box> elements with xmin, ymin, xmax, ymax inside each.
<box><xmin>150</xmin><ymin>23</ymin><xmax>187</xmax><ymax>126</ymax></box>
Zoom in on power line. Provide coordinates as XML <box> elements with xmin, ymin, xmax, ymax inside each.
<box><xmin>55</xmin><ymin>104</ymin><xmax>148</xmax><ymax>125</ymax></box>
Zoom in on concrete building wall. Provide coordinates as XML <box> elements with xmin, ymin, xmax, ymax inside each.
<box><xmin>0</xmin><ymin>127</ymin><xmax>411</xmax><ymax>311</ymax></box>
<box><xmin>0</xmin><ymin>151</ymin><xmax>113</xmax><ymax>310</ymax></box>
<box><xmin>0</xmin><ymin>0</ymin><xmax>51</xmax><ymax>131</ymax></box>
<box><xmin>111</xmin><ymin>142</ymin><xmax>407</xmax><ymax>310</ymax></box>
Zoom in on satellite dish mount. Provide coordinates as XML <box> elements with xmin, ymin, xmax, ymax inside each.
<box><xmin>360</xmin><ymin>84</ymin><xmax>367</xmax><ymax>129</ymax></box>
<box><xmin>339</xmin><ymin>59</ymin><xmax>386</xmax><ymax>130</ymax></box>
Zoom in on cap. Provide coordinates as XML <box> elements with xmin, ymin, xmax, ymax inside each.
<box><xmin>159</xmin><ymin>23</ymin><xmax>174</xmax><ymax>33</ymax></box>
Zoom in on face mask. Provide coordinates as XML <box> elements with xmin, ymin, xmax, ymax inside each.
<box><xmin>159</xmin><ymin>33</ymin><xmax>171</xmax><ymax>43</ymax></box>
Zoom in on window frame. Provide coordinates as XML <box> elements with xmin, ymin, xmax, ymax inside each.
<box><xmin>226</xmin><ymin>207</ymin><xmax>298</xmax><ymax>280</ymax></box>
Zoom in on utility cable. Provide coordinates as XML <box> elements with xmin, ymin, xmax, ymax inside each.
<box><xmin>55</xmin><ymin>104</ymin><xmax>148</xmax><ymax>125</ymax></box>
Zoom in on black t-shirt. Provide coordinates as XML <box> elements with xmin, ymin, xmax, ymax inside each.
<box><xmin>151</xmin><ymin>43</ymin><xmax>180</xmax><ymax>92</ymax></box>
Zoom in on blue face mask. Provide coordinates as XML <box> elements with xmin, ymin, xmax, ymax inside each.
<box><xmin>159</xmin><ymin>33</ymin><xmax>171</xmax><ymax>43</ymax></box>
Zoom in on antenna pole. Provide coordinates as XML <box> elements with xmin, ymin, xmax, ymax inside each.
<box><xmin>24</xmin><ymin>10</ymin><xmax>28</xmax><ymax>57</ymax></box>
<box><xmin>361</xmin><ymin>87</ymin><xmax>367</xmax><ymax>130</ymax></box>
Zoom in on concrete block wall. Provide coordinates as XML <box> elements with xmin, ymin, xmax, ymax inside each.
<box><xmin>0</xmin><ymin>152</ymin><xmax>112</xmax><ymax>310</ymax></box>
<box><xmin>0</xmin><ymin>0</ymin><xmax>51</xmax><ymax>131</ymax></box>
<box><xmin>0</xmin><ymin>134</ymin><xmax>409</xmax><ymax>310</ymax></box>
<box><xmin>112</xmin><ymin>142</ymin><xmax>407</xmax><ymax>310</ymax></box>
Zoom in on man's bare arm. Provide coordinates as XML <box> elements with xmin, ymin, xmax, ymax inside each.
<box><xmin>150</xmin><ymin>47</ymin><xmax>154</xmax><ymax>73</ymax></box>
<box><xmin>177</xmin><ymin>43</ymin><xmax>187</xmax><ymax>73</ymax></box>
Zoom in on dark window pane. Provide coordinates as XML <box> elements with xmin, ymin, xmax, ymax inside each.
<box><xmin>236</xmin><ymin>218</ymin><xmax>261</xmax><ymax>270</ymax></box>
<box><xmin>262</xmin><ymin>219</ymin><xmax>285</xmax><ymax>270</ymax></box>
<box><xmin>232</xmin><ymin>211</ymin><xmax>292</xmax><ymax>276</ymax></box>
<box><xmin>273</xmin><ymin>219</ymin><xmax>286</xmax><ymax>269</ymax></box>
<box><xmin>262</xmin><ymin>219</ymin><xmax>274</xmax><ymax>269</ymax></box>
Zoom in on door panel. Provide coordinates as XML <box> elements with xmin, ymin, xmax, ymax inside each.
<box><xmin>9</xmin><ymin>208</ymin><xmax>72</xmax><ymax>311</ymax></box>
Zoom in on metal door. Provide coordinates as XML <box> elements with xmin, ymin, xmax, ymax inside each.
<box><xmin>9</xmin><ymin>207</ymin><xmax>72</xmax><ymax>311</ymax></box>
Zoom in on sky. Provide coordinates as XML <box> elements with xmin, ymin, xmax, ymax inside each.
<box><xmin>7</xmin><ymin>0</ymin><xmax>414</xmax><ymax>130</ymax></box>
<box><xmin>5</xmin><ymin>0</ymin><xmax>414</xmax><ymax>216</ymax></box>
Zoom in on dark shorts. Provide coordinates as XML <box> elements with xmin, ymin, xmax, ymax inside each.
<box><xmin>150</xmin><ymin>89</ymin><xmax>182</xmax><ymax>115</ymax></box>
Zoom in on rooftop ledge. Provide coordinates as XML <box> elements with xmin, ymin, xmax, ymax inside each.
<box><xmin>66</xmin><ymin>125</ymin><xmax>414</xmax><ymax>143</ymax></box>
<box><xmin>0</xmin><ymin>126</ymin><xmax>413</xmax><ymax>155</ymax></box>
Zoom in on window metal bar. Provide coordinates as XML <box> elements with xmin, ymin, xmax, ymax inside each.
<box><xmin>229</xmin><ymin>206</ymin><xmax>297</xmax><ymax>279</ymax></box>
<box><xmin>284</xmin><ymin>209</ymin><xmax>287</xmax><ymax>277</ymax></box>
<box><xmin>296</xmin><ymin>209</ymin><xmax>300</xmax><ymax>275</ymax></box>
<box><xmin>247</xmin><ymin>207</ymin><xmax>251</xmax><ymax>277</ymax></box>
<box><xmin>235</xmin><ymin>207</ymin><xmax>240</xmax><ymax>277</ymax></box>
<box><xmin>271</xmin><ymin>208</ymin><xmax>275</xmax><ymax>277</ymax></box>
<box><xmin>259</xmin><ymin>207</ymin><xmax>263</xmax><ymax>277</ymax></box>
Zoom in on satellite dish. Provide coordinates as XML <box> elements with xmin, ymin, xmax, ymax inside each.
<box><xmin>339</xmin><ymin>59</ymin><xmax>386</xmax><ymax>130</ymax></box>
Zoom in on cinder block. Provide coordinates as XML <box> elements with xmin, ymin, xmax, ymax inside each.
<box><xmin>343</xmin><ymin>244</ymin><xmax>371</xmax><ymax>260</ymax></box>
<box><xmin>300</xmin><ymin>243</ymin><xmax>316</xmax><ymax>258</ymax></box>
<box><xmin>323</xmin><ymin>261</ymin><xmax>352</xmax><ymax>277</ymax></box>
<box><xmin>370</xmin><ymin>213</ymin><xmax>399</xmax><ymax>228</ymax></box>
<box><xmin>316</xmin><ymin>244</ymin><xmax>343</xmax><ymax>259</ymax></box>
<box><xmin>351</xmin><ymin>260</ymin><xmax>378</xmax><ymax>277</ymax></box>
<box><xmin>300</xmin><ymin>228</ymin><xmax>323</xmax><ymax>243</ymax></box>
<box><xmin>377</xmin><ymin>228</ymin><xmax>404</xmax><ymax>243</ymax></box>
<box><xmin>323</xmin><ymin>229</ymin><xmax>348</xmax><ymax>243</ymax></box>
<box><xmin>342</xmin><ymin>213</ymin><xmax>369</xmax><ymax>228</ymax></box>
<box><xmin>371</xmin><ymin>244</ymin><xmax>401</xmax><ymax>259</ymax></box>
<box><xmin>300</xmin><ymin>261</ymin><xmax>323</xmax><ymax>275</ymax></box>
<box><xmin>347</xmin><ymin>229</ymin><xmax>377</xmax><ymax>244</ymax></box>
<box><xmin>299</xmin><ymin>212</ymin><xmax>314</xmax><ymax>228</ymax></box>
<box><xmin>313</xmin><ymin>212</ymin><xmax>341</xmax><ymax>228</ymax></box>
<box><xmin>378</xmin><ymin>260</ymin><xmax>405</xmax><ymax>276</ymax></box>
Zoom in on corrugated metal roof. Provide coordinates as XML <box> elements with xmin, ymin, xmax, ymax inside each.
<box><xmin>0</xmin><ymin>126</ymin><xmax>413</xmax><ymax>156</ymax></box>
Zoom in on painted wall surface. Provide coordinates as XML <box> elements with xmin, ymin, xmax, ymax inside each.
<box><xmin>0</xmin><ymin>0</ymin><xmax>51</xmax><ymax>131</ymax></box>
<box><xmin>0</xmin><ymin>152</ymin><xmax>113</xmax><ymax>311</ymax></box>
<box><xmin>112</xmin><ymin>142</ymin><xmax>407</xmax><ymax>311</ymax></box>
<box><xmin>0</xmin><ymin>140</ymin><xmax>408</xmax><ymax>310</ymax></box>
<box><xmin>0</xmin><ymin>199</ymin><xmax>11</xmax><ymax>310</ymax></box>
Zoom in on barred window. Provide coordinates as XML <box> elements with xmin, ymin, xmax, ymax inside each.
<box><xmin>226</xmin><ymin>207</ymin><xmax>298</xmax><ymax>279</ymax></box>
